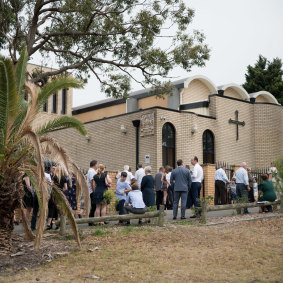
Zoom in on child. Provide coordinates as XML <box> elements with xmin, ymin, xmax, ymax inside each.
<box><xmin>229</xmin><ymin>177</ymin><xmax>237</xmax><ymax>204</ymax></box>
<box><xmin>124</xmin><ymin>183</ymin><xmax>146</xmax><ymax>225</ymax></box>
<box><xmin>253</xmin><ymin>177</ymin><xmax>258</xmax><ymax>202</ymax></box>
<box><xmin>116</xmin><ymin>172</ymin><xmax>132</xmax><ymax>222</ymax></box>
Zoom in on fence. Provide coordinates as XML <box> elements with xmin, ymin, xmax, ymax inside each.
<box><xmin>59</xmin><ymin>205</ymin><xmax>165</xmax><ymax>235</ymax></box>
<box><xmin>198</xmin><ymin>197</ymin><xmax>282</xmax><ymax>224</ymax></box>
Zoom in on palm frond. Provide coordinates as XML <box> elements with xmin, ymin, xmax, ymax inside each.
<box><xmin>34</xmin><ymin>180</ymin><xmax>49</xmax><ymax>251</ymax></box>
<box><xmin>51</xmin><ymin>185</ymin><xmax>81</xmax><ymax>248</ymax></box>
<box><xmin>37</xmin><ymin>77</ymin><xmax>84</xmax><ymax>112</ymax></box>
<box><xmin>71</xmin><ymin>162</ymin><xmax>90</xmax><ymax>216</ymax></box>
<box><xmin>20</xmin><ymin>201</ymin><xmax>35</xmax><ymax>241</ymax></box>
<box><xmin>0</xmin><ymin>57</ymin><xmax>19</xmax><ymax>149</ymax></box>
<box><xmin>16</xmin><ymin>48</ymin><xmax>28</xmax><ymax>97</ymax></box>
<box><xmin>36</xmin><ymin>116</ymin><xmax>87</xmax><ymax>137</ymax></box>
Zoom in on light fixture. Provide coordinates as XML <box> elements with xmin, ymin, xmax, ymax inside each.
<box><xmin>84</xmin><ymin>136</ymin><xmax>91</xmax><ymax>142</ymax></box>
<box><xmin>191</xmin><ymin>124</ymin><xmax>198</xmax><ymax>134</ymax></box>
<box><xmin>160</xmin><ymin>116</ymin><xmax>166</xmax><ymax>121</ymax></box>
<box><xmin>120</xmin><ymin>124</ymin><xmax>127</xmax><ymax>134</ymax></box>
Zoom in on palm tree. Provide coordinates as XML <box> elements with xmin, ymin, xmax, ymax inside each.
<box><xmin>0</xmin><ymin>49</ymin><xmax>89</xmax><ymax>254</ymax></box>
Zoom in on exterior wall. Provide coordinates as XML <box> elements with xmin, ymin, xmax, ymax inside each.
<box><xmin>181</xmin><ymin>79</ymin><xmax>210</xmax><ymax>104</ymax></box>
<box><xmin>26</xmin><ymin>64</ymin><xmax>73</xmax><ymax>128</ymax></box>
<box><xmin>49</xmin><ymin>109</ymin><xmax>158</xmax><ymax>173</ymax></box>
<box><xmin>183</xmin><ymin>107</ymin><xmax>210</xmax><ymax>116</ymax></box>
<box><xmin>224</xmin><ymin>87</ymin><xmax>242</xmax><ymax>100</ymax></box>
<box><xmin>138</xmin><ymin>95</ymin><xmax>167</xmax><ymax>109</ymax></box>
<box><xmin>74</xmin><ymin>103</ymin><xmax>126</xmax><ymax>123</ymax></box>
<box><xmin>254</xmin><ymin>104</ymin><xmax>283</xmax><ymax>167</ymax></box>
<box><xmin>255</xmin><ymin>95</ymin><xmax>270</xmax><ymax>103</ymax></box>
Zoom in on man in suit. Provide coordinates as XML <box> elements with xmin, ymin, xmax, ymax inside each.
<box><xmin>170</xmin><ymin>159</ymin><xmax>192</xmax><ymax>219</ymax></box>
<box><xmin>154</xmin><ymin>166</ymin><xmax>164</xmax><ymax>210</ymax></box>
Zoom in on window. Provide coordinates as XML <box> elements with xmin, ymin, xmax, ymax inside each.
<box><xmin>203</xmin><ymin>130</ymin><xmax>215</xmax><ymax>164</ymax></box>
<box><xmin>61</xmin><ymin>89</ymin><xmax>67</xmax><ymax>114</ymax></box>
<box><xmin>51</xmin><ymin>93</ymin><xmax>57</xmax><ymax>113</ymax></box>
<box><xmin>162</xmin><ymin>123</ymin><xmax>176</xmax><ymax>168</ymax></box>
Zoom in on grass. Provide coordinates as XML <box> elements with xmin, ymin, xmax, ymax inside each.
<box><xmin>2</xmin><ymin>218</ymin><xmax>283</xmax><ymax>282</ymax></box>
<box><xmin>93</xmin><ymin>229</ymin><xmax>111</xmax><ymax>237</ymax></box>
<box><xmin>175</xmin><ymin>221</ymin><xmax>196</xmax><ymax>226</ymax></box>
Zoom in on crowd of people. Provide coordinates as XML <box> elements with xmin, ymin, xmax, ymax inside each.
<box><xmin>214</xmin><ymin>162</ymin><xmax>278</xmax><ymax>213</ymax></box>
<box><xmin>18</xmin><ymin>158</ymin><xmax>279</xmax><ymax>229</ymax></box>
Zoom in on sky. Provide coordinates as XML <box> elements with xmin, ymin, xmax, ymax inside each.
<box><xmin>31</xmin><ymin>0</ymin><xmax>283</xmax><ymax>107</ymax></box>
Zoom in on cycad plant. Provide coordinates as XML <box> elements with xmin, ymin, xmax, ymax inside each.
<box><xmin>0</xmin><ymin>49</ymin><xmax>89</xmax><ymax>254</ymax></box>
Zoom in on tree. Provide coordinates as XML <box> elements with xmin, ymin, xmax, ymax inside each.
<box><xmin>0</xmin><ymin>49</ymin><xmax>89</xmax><ymax>254</ymax></box>
<box><xmin>242</xmin><ymin>55</ymin><xmax>283</xmax><ymax>105</ymax></box>
<box><xmin>0</xmin><ymin>0</ymin><xmax>210</xmax><ymax>98</ymax></box>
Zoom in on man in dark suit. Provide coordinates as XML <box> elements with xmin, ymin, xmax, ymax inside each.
<box><xmin>170</xmin><ymin>159</ymin><xmax>192</xmax><ymax>219</ymax></box>
<box><xmin>154</xmin><ymin>166</ymin><xmax>164</xmax><ymax>210</ymax></box>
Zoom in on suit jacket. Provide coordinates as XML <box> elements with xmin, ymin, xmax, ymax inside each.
<box><xmin>154</xmin><ymin>172</ymin><xmax>163</xmax><ymax>191</ymax></box>
<box><xmin>170</xmin><ymin>166</ymin><xmax>192</xmax><ymax>192</ymax></box>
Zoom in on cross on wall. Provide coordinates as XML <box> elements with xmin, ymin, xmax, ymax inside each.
<box><xmin>229</xmin><ymin>110</ymin><xmax>245</xmax><ymax>141</ymax></box>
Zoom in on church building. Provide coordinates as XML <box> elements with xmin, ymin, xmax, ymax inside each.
<box><xmin>49</xmin><ymin>75</ymin><xmax>283</xmax><ymax>173</ymax></box>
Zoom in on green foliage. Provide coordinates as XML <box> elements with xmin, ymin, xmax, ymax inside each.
<box><xmin>242</xmin><ymin>55</ymin><xmax>283</xmax><ymax>105</ymax></box>
<box><xmin>274</xmin><ymin>156</ymin><xmax>283</xmax><ymax>193</ymax></box>
<box><xmin>102</xmin><ymin>190</ymin><xmax>115</xmax><ymax>204</ymax></box>
<box><xmin>146</xmin><ymin>206</ymin><xmax>157</xmax><ymax>212</ymax></box>
<box><xmin>1</xmin><ymin>0</ymin><xmax>210</xmax><ymax>98</ymax></box>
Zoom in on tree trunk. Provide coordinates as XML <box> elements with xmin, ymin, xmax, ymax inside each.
<box><xmin>0</xmin><ymin>223</ymin><xmax>13</xmax><ymax>255</ymax></box>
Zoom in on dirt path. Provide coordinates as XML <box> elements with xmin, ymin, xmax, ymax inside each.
<box><xmin>1</xmin><ymin>218</ymin><xmax>282</xmax><ymax>283</ymax></box>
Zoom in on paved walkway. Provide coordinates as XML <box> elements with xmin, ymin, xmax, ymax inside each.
<box><xmin>13</xmin><ymin>206</ymin><xmax>266</xmax><ymax>233</ymax></box>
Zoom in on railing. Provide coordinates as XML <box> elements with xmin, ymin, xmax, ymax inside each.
<box><xmin>198</xmin><ymin>198</ymin><xmax>282</xmax><ymax>224</ymax></box>
<box><xmin>58</xmin><ymin>205</ymin><xmax>166</xmax><ymax>235</ymax></box>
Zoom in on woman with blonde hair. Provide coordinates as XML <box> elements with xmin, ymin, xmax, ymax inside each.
<box><xmin>93</xmin><ymin>164</ymin><xmax>112</xmax><ymax>224</ymax></box>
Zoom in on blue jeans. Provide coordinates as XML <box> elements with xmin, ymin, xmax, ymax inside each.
<box><xmin>190</xmin><ymin>182</ymin><xmax>201</xmax><ymax>208</ymax></box>
<box><xmin>173</xmin><ymin>191</ymin><xmax>188</xmax><ymax>218</ymax></box>
<box><xmin>117</xmin><ymin>199</ymin><xmax>126</xmax><ymax>215</ymax></box>
<box><xmin>236</xmin><ymin>183</ymin><xmax>249</xmax><ymax>213</ymax></box>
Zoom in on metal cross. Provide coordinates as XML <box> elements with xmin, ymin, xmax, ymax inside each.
<box><xmin>229</xmin><ymin>110</ymin><xmax>245</xmax><ymax>141</ymax></box>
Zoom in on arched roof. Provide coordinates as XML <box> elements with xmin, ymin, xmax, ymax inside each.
<box><xmin>218</xmin><ymin>83</ymin><xmax>250</xmax><ymax>101</ymax></box>
<box><xmin>249</xmin><ymin>91</ymin><xmax>279</xmax><ymax>104</ymax></box>
<box><xmin>184</xmin><ymin>75</ymin><xmax>218</xmax><ymax>94</ymax></box>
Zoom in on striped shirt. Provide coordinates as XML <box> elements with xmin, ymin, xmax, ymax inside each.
<box><xmin>235</xmin><ymin>167</ymin><xmax>249</xmax><ymax>186</ymax></box>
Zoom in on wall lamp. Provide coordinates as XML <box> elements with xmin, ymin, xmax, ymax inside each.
<box><xmin>191</xmin><ymin>124</ymin><xmax>198</xmax><ymax>134</ymax></box>
<box><xmin>120</xmin><ymin>124</ymin><xmax>127</xmax><ymax>134</ymax></box>
<box><xmin>85</xmin><ymin>136</ymin><xmax>91</xmax><ymax>142</ymax></box>
<box><xmin>160</xmin><ymin>116</ymin><xmax>166</xmax><ymax>121</ymax></box>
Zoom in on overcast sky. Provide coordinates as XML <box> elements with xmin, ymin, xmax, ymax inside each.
<box><xmin>31</xmin><ymin>0</ymin><xmax>283</xmax><ymax>107</ymax></box>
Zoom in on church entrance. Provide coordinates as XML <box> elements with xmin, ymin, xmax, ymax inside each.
<box><xmin>162</xmin><ymin>123</ymin><xmax>176</xmax><ymax>168</ymax></box>
<box><xmin>203</xmin><ymin>129</ymin><xmax>215</xmax><ymax>164</ymax></box>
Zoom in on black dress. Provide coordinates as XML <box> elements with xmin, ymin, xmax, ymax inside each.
<box><xmin>141</xmin><ymin>175</ymin><xmax>155</xmax><ymax>207</ymax></box>
<box><xmin>22</xmin><ymin>175</ymin><xmax>33</xmax><ymax>208</ymax></box>
<box><xmin>65</xmin><ymin>177</ymin><xmax>77</xmax><ymax>210</ymax></box>
<box><xmin>93</xmin><ymin>173</ymin><xmax>108</xmax><ymax>204</ymax></box>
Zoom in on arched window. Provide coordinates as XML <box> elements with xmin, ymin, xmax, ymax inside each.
<box><xmin>162</xmin><ymin>123</ymin><xmax>175</xmax><ymax>168</ymax></box>
<box><xmin>203</xmin><ymin>130</ymin><xmax>215</xmax><ymax>164</ymax></box>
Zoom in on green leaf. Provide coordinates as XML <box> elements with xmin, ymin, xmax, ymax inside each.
<box><xmin>36</xmin><ymin>115</ymin><xmax>87</xmax><ymax>136</ymax></box>
<box><xmin>16</xmin><ymin>48</ymin><xmax>28</xmax><ymax>97</ymax></box>
<box><xmin>37</xmin><ymin>77</ymin><xmax>84</xmax><ymax>112</ymax></box>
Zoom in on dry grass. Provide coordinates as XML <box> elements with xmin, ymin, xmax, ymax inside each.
<box><xmin>1</xmin><ymin>218</ymin><xmax>282</xmax><ymax>283</ymax></box>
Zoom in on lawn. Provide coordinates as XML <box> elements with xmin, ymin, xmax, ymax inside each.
<box><xmin>1</xmin><ymin>218</ymin><xmax>282</xmax><ymax>282</ymax></box>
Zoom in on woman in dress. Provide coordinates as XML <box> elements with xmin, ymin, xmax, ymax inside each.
<box><xmin>141</xmin><ymin>166</ymin><xmax>155</xmax><ymax>208</ymax></box>
<box><xmin>47</xmin><ymin>165</ymin><xmax>67</xmax><ymax>230</ymax></box>
<box><xmin>22</xmin><ymin>173</ymin><xmax>33</xmax><ymax>221</ymax></box>
<box><xmin>93</xmin><ymin>164</ymin><xmax>112</xmax><ymax>223</ymax></box>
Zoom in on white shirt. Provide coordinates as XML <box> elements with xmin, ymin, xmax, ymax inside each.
<box><xmin>214</xmin><ymin>168</ymin><xmax>229</xmax><ymax>183</ymax></box>
<box><xmin>135</xmin><ymin>168</ymin><xmax>145</xmax><ymax>189</ymax></box>
<box><xmin>166</xmin><ymin>172</ymin><xmax>172</xmax><ymax>188</ymax></box>
<box><xmin>191</xmin><ymin>163</ymin><xmax>203</xmax><ymax>183</ymax></box>
<box><xmin>44</xmin><ymin>172</ymin><xmax>51</xmax><ymax>183</ymax></box>
<box><xmin>235</xmin><ymin>167</ymin><xmax>249</xmax><ymax>186</ymax></box>
<box><xmin>87</xmin><ymin>168</ymin><xmax>97</xmax><ymax>194</ymax></box>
